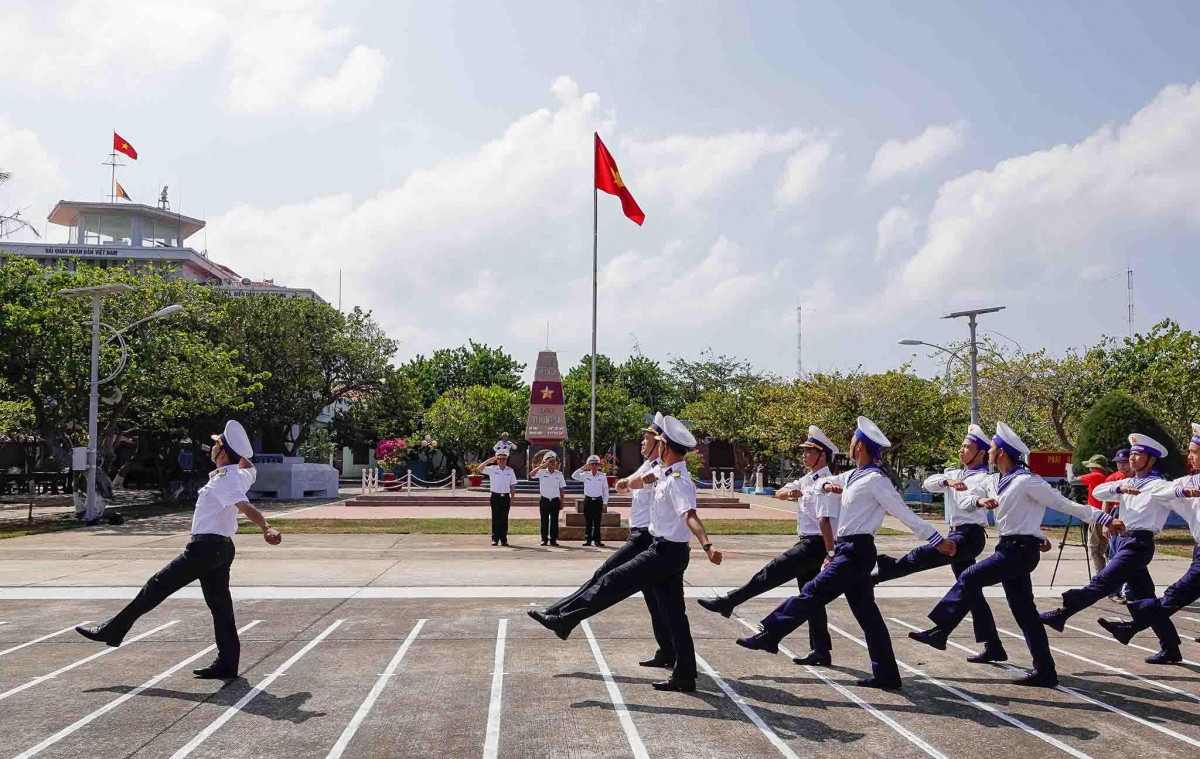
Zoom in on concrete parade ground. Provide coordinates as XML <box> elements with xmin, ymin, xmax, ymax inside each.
<box><xmin>2</xmin><ymin>516</ymin><xmax>1200</xmax><ymax>758</ymax></box>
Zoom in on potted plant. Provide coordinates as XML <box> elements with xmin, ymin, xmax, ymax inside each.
<box><xmin>375</xmin><ymin>437</ymin><xmax>409</xmax><ymax>475</ymax></box>
<box><xmin>467</xmin><ymin>461</ymin><xmax>484</xmax><ymax>488</ymax></box>
<box><xmin>600</xmin><ymin>453</ymin><xmax>620</xmax><ymax>487</ymax></box>
<box><xmin>685</xmin><ymin>449</ymin><xmax>706</xmax><ymax>479</ymax></box>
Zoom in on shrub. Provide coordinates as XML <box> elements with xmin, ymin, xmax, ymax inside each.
<box><xmin>1073</xmin><ymin>392</ymin><xmax>1184</xmax><ymax>477</ymax></box>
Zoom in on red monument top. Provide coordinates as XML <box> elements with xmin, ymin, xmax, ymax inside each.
<box><xmin>526</xmin><ymin>350</ymin><xmax>567</xmax><ymax>444</ymax></box>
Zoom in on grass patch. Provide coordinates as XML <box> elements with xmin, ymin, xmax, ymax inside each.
<box><xmin>0</xmin><ymin>513</ymin><xmax>83</xmax><ymax>540</ymax></box>
<box><xmin>250</xmin><ymin>518</ymin><xmax>907</xmax><ymax>536</ymax></box>
<box><xmin>1155</xmin><ymin>528</ymin><xmax>1197</xmax><ymax>559</ymax></box>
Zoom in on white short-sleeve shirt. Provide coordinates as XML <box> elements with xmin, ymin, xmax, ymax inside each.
<box><xmin>192</xmin><ymin>465</ymin><xmax>256</xmax><ymax>537</ymax></box>
<box><xmin>649</xmin><ymin>461</ymin><xmax>695</xmax><ymax>543</ymax></box>
<box><xmin>534</xmin><ymin>468</ymin><xmax>567</xmax><ymax>499</ymax></box>
<box><xmin>483</xmin><ymin>465</ymin><xmax>518</xmax><ymax>494</ymax></box>
<box><xmin>783</xmin><ymin>465</ymin><xmax>837</xmax><ymax>536</ymax></box>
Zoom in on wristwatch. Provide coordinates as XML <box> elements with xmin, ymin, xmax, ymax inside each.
<box><xmin>826</xmin><ymin>550</ymin><xmax>835</xmax><ymax>557</ymax></box>
<box><xmin>702</xmin><ymin>543</ymin><xmax>713</xmax><ymax>552</ymax></box>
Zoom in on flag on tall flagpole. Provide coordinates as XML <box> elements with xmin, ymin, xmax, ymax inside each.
<box><xmin>115</xmin><ymin>182</ymin><xmax>132</xmax><ymax>201</ymax></box>
<box><xmin>113</xmin><ymin>132</ymin><xmax>137</xmax><ymax>160</ymax></box>
<box><xmin>594</xmin><ymin>133</ymin><xmax>644</xmax><ymax>225</ymax></box>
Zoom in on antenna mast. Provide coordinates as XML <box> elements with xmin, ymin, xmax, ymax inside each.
<box><xmin>1126</xmin><ymin>267</ymin><xmax>1134</xmax><ymax>338</ymax></box>
<box><xmin>796</xmin><ymin>305</ymin><xmax>803</xmax><ymax>377</ymax></box>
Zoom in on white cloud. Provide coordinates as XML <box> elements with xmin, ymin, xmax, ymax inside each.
<box><xmin>774</xmin><ymin>140</ymin><xmax>833</xmax><ymax>207</ymax></box>
<box><xmin>875</xmin><ymin>205</ymin><xmax>918</xmax><ymax>260</ymax></box>
<box><xmin>880</xmin><ymin>83</ymin><xmax>1200</xmax><ymax>314</ymax></box>
<box><xmin>0</xmin><ymin>118</ymin><xmax>66</xmax><ymax>241</ymax></box>
<box><xmin>627</xmin><ymin>129</ymin><xmax>806</xmax><ymax>209</ymax></box>
<box><xmin>0</xmin><ymin>0</ymin><xmax>386</xmax><ymax>116</ymax></box>
<box><xmin>867</xmin><ymin>120</ymin><xmax>966</xmax><ymax>186</ymax></box>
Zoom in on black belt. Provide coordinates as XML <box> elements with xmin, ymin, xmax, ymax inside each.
<box><xmin>998</xmin><ymin>534</ymin><xmax>1042</xmax><ymax>545</ymax></box>
<box><xmin>191</xmin><ymin>533</ymin><xmax>233</xmax><ymax>544</ymax></box>
<box><xmin>950</xmin><ymin>523</ymin><xmax>987</xmax><ymax>533</ymax></box>
<box><xmin>835</xmin><ymin>534</ymin><xmax>875</xmax><ymax>545</ymax></box>
<box><xmin>1126</xmin><ymin>529</ymin><xmax>1155</xmax><ymax>539</ymax></box>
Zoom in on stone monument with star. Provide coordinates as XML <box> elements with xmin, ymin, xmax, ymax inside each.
<box><xmin>525</xmin><ymin>350</ymin><xmax>567</xmax><ymax>467</ymax></box>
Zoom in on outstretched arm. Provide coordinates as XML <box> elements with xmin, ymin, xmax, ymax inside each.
<box><xmin>237</xmin><ymin>501</ymin><xmax>281</xmax><ymax>544</ymax></box>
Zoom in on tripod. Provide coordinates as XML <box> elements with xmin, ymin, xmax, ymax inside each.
<box><xmin>1050</xmin><ymin>481</ymin><xmax>1093</xmax><ymax>588</ymax></box>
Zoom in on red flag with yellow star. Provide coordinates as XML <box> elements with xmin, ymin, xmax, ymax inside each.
<box><xmin>113</xmin><ymin>132</ymin><xmax>137</xmax><ymax>160</ymax></box>
<box><xmin>594</xmin><ymin>133</ymin><xmax>644</xmax><ymax>225</ymax></box>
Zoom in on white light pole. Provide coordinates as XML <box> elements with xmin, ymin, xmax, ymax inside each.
<box><xmin>57</xmin><ymin>285</ymin><xmax>182</xmax><ymax>520</ymax></box>
<box><xmin>898</xmin><ymin>339</ymin><xmax>962</xmax><ymax>388</ymax></box>
<box><xmin>943</xmin><ymin>307</ymin><xmax>1005</xmax><ymax>426</ymax></box>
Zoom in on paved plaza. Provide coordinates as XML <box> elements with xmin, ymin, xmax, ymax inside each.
<box><xmin>1</xmin><ymin>522</ymin><xmax>1199</xmax><ymax>758</ymax></box>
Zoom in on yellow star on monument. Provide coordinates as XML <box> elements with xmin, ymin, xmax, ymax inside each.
<box><xmin>540</xmin><ymin>385</ymin><xmax>554</xmax><ymax>400</ymax></box>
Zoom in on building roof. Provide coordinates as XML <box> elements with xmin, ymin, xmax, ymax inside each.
<box><xmin>47</xmin><ymin>201</ymin><xmax>206</xmax><ymax>240</ymax></box>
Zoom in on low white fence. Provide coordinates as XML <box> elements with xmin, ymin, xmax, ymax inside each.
<box><xmin>361</xmin><ymin>469</ymin><xmax>458</xmax><ymax>495</ymax></box>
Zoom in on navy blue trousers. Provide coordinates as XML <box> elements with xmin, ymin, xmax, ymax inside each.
<box><xmin>726</xmin><ymin>535</ymin><xmax>832</xmax><ymax>653</ymax></box>
<box><xmin>1127</xmin><ymin>545</ymin><xmax>1200</xmax><ymax>639</ymax></box>
<box><xmin>761</xmin><ymin>535</ymin><xmax>899</xmax><ymax>683</ymax></box>
<box><xmin>556</xmin><ymin>537</ymin><xmax>695</xmax><ymax>680</ymax></box>
<box><xmin>1060</xmin><ymin>531</ymin><xmax>1180</xmax><ymax>648</ymax></box>
<box><xmin>876</xmin><ymin>523</ymin><xmax>1001</xmax><ymax>646</ymax></box>
<box><xmin>547</xmin><ymin>527</ymin><xmax>674</xmax><ymax>660</ymax></box>
<box><xmin>929</xmin><ymin>535</ymin><xmax>1053</xmax><ymax>674</ymax></box>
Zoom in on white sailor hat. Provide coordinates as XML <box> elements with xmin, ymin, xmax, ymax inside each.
<box><xmin>586</xmin><ymin>453</ymin><xmax>602</xmax><ymax>464</ymax></box>
<box><xmin>540</xmin><ymin>450</ymin><xmax>557</xmax><ymax>461</ymax></box>
<box><xmin>643</xmin><ymin>411</ymin><xmax>666</xmax><ymax>435</ymax></box>
<box><xmin>1128</xmin><ymin>433</ymin><xmax>1167</xmax><ymax>459</ymax></box>
<box><xmin>964</xmin><ymin>423</ymin><xmax>990</xmax><ymax>451</ymax></box>
<box><xmin>853</xmin><ymin>416</ymin><xmax>890</xmax><ymax>458</ymax></box>
<box><xmin>657</xmin><ymin>415</ymin><xmax>697</xmax><ymax>453</ymax></box>
<box><xmin>993</xmin><ymin>422</ymin><xmax>1029</xmax><ymax>460</ymax></box>
<box><xmin>495</xmin><ymin>448</ymin><xmax>510</xmax><ymax>458</ymax></box>
<box><xmin>211</xmin><ymin>420</ymin><xmax>253</xmax><ymax>461</ymax></box>
<box><xmin>1190</xmin><ymin>423</ymin><xmax>1200</xmax><ymax>448</ymax></box>
<box><xmin>798</xmin><ymin>425</ymin><xmax>839</xmax><ymax>457</ymax></box>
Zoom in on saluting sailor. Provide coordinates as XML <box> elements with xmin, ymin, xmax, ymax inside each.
<box><xmin>529</xmin><ymin>415</ymin><xmax>723</xmax><ymax>692</ymax></box>
<box><xmin>872</xmin><ymin>423</ymin><xmax>1008</xmax><ymax>664</ymax></box>
<box><xmin>479</xmin><ymin>449</ymin><xmax>518</xmax><ymax>546</ymax></box>
<box><xmin>541</xmin><ymin>412</ymin><xmax>676</xmax><ymax>669</ymax></box>
<box><xmin>529</xmin><ymin>451</ymin><xmax>567</xmax><ymax>546</ymax></box>
<box><xmin>736</xmin><ymin>416</ymin><xmax>955</xmax><ymax>690</ymax></box>
<box><xmin>908</xmin><ymin>422</ymin><xmax>1124</xmax><ymax>687</ymax></box>
<box><xmin>698</xmin><ymin>425</ymin><xmax>840</xmax><ymax>667</ymax></box>
<box><xmin>1100</xmin><ymin>423</ymin><xmax>1200</xmax><ymax>656</ymax></box>
<box><xmin>1042</xmin><ymin>433</ymin><xmax>1183</xmax><ymax>663</ymax></box>
<box><xmin>494</xmin><ymin>432</ymin><xmax>518</xmax><ymax>458</ymax></box>
<box><xmin>572</xmin><ymin>454</ymin><xmax>610</xmax><ymax>547</ymax></box>
<box><xmin>75</xmin><ymin>420</ymin><xmax>282</xmax><ymax>679</ymax></box>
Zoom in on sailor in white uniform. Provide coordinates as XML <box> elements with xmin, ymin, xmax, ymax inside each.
<box><xmin>873</xmin><ymin>424</ymin><xmax>1008</xmax><ymax>663</ymax></box>
<box><xmin>572</xmin><ymin>454</ymin><xmax>610</xmax><ymax>546</ymax></box>
<box><xmin>529</xmin><ymin>416</ymin><xmax>723</xmax><ymax>692</ymax></box>
<box><xmin>480</xmin><ymin>450</ymin><xmax>519</xmax><ymax>546</ymax></box>
<box><xmin>529</xmin><ymin>451</ymin><xmax>567</xmax><ymax>545</ymax></box>
<box><xmin>908</xmin><ymin>423</ymin><xmax>1124</xmax><ymax>687</ymax></box>
<box><xmin>736</xmin><ymin>417</ymin><xmax>955</xmax><ymax>690</ymax></box>
<box><xmin>544</xmin><ymin>412</ymin><xmax>676</xmax><ymax>668</ymax></box>
<box><xmin>1101</xmin><ymin>423</ymin><xmax>1200</xmax><ymax>656</ymax></box>
<box><xmin>76</xmin><ymin>420</ymin><xmax>282</xmax><ymax>678</ymax></box>
<box><xmin>699</xmin><ymin>425</ymin><xmax>840</xmax><ymax>666</ymax></box>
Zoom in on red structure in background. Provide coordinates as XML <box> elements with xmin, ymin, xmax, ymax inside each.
<box><xmin>1029</xmin><ymin>450</ymin><xmax>1072</xmax><ymax>478</ymax></box>
<box><xmin>526</xmin><ymin>351</ymin><xmax>567</xmax><ymax>463</ymax></box>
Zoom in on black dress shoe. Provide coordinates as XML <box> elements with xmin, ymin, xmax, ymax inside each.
<box><xmin>75</xmin><ymin>623</ymin><xmax>121</xmax><ymax>648</ymax></box>
<box><xmin>697</xmin><ymin>596</ymin><xmax>734</xmax><ymax>619</ymax></box>
<box><xmin>966</xmin><ymin>642</ymin><xmax>1008</xmax><ymax>664</ymax></box>
<box><xmin>792</xmin><ymin>650</ymin><xmax>831</xmax><ymax>666</ymax></box>
<box><xmin>1097</xmin><ymin>617</ymin><xmax>1135</xmax><ymax>645</ymax></box>
<box><xmin>595</xmin><ymin>541</ymin><xmax>605</xmax><ymax>547</ymax></box>
<box><xmin>193</xmin><ymin>662</ymin><xmax>238</xmax><ymax>679</ymax></box>
<box><xmin>735</xmin><ymin>632</ymin><xmax>779</xmax><ymax>654</ymax></box>
<box><xmin>907</xmin><ymin>628</ymin><xmax>948</xmax><ymax>651</ymax></box>
<box><xmin>549</xmin><ymin>540</ymin><xmax>559</xmax><ymax>546</ymax></box>
<box><xmin>1039</xmin><ymin>608</ymin><xmax>1068</xmax><ymax>633</ymax></box>
<box><xmin>1012</xmin><ymin>669</ymin><xmax>1058</xmax><ymax>687</ymax></box>
<box><xmin>856</xmin><ymin>676</ymin><xmax>902</xmax><ymax>690</ymax></box>
<box><xmin>541</xmin><ymin>540</ymin><xmax>548</xmax><ymax>546</ymax></box>
<box><xmin>501</xmin><ymin>540</ymin><xmax>509</xmax><ymax>546</ymax></box>
<box><xmin>492</xmin><ymin>540</ymin><xmax>499</xmax><ymax>546</ymax></box>
<box><xmin>638</xmin><ymin>655</ymin><xmax>675</xmax><ymax>668</ymax></box>
<box><xmin>527</xmin><ymin>610</ymin><xmax>573</xmax><ymax>640</ymax></box>
<box><xmin>651</xmin><ymin>677</ymin><xmax>696</xmax><ymax>692</ymax></box>
<box><xmin>1145</xmin><ymin>646</ymin><xmax>1182</xmax><ymax>665</ymax></box>
<box><xmin>583</xmin><ymin>541</ymin><xmax>593</xmax><ymax>546</ymax></box>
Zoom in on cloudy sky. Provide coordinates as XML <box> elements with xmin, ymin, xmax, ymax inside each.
<box><xmin>2</xmin><ymin>1</ymin><xmax>1199</xmax><ymax>383</ymax></box>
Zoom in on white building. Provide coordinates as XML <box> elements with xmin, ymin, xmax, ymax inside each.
<box><xmin>0</xmin><ymin>199</ymin><xmax>323</xmax><ymax>302</ymax></box>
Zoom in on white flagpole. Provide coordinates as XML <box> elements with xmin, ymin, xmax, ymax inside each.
<box><xmin>590</xmin><ymin>179</ymin><xmax>598</xmax><ymax>456</ymax></box>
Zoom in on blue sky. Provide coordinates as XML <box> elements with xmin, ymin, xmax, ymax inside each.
<box><xmin>1</xmin><ymin>1</ymin><xmax>1198</xmax><ymax>383</ymax></box>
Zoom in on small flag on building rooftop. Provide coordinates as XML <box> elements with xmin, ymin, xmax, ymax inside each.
<box><xmin>594</xmin><ymin>133</ymin><xmax>644</xmax><ymax>225</ymax></box>
<box><xmin>115</xmin><ymin>182</ymin><xmax>131</xmax><ymax>202</ymax></box>
<box><xmin>113</xmin><ymin>132</ymin><xmax>137</xmax><ymax>160</ymax></box>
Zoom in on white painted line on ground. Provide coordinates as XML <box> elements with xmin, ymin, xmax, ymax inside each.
<box><xmin>580</xmin><ymin>621</ymin><xmax>649</xmax><ymax>759</ymax></box>
<box><xmin>731</xmin><ymin>615</ymin><xmax>946</xmax><ymax>758</ymax></box>
<box><xmin>889</xmin><ymin>617</ymin><xmax>1200</xmax><ymax>748</ymax></box>
<box><xmin>0</xmin><ymin>620</ymin><xmax>178</xmax><ymax>702</ymax></box>
<box><xmin>325</xmin><ymin>619</ymin><xmax>426</xmax><ymax>759</ymax></box>
<box><xmin>169</xmin><ymin>619</ymin><xmax>344</xmax><ymax>759</ymax></box>
<box><xmin>0</xmin><ymin>623</ymin><xmax>81</xmax><ymax>659</ymax></box>
<box><xmin>827</xmin><ymin>623</ymin><xmax>1091</xmax><ymax>758</ymax></box>
<box><xmin>0</xmin><ymin>585</ymin><xmax>1080</xmax><ymax>600</ymax></box>
<box><xmin>695</xmin><ymin>652</ymin><xmax>801</xmax><ymax>759</ymax></box>
<box><xmin>1063</xmin><ymin>622</ymin><xmax>1200</xmax><ymax>666</ymax></box>
<box><xmin>13</xmin><ymin>620</ymin><xmax>264</xmax><ymax>759</ymax></box>
<box><xmin>482</xmin><ymin>618</ymin><xmax>507</xmax><ymax>759</ymax></box>
<box><xmin>994</xmin><ymin>627</ymin><xmax>1200</xmax><ymax>703</ymax></box>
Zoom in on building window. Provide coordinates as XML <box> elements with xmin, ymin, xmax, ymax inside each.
<box><xmin>352</xmin><ymin>445</ymin><xmax>370</xmax><ymax>466</ymax></box>
<box><xmin>81</xmin><ymin>215</ymin><xmax>101</xmax><ymax>244</ymax></box>
<box><xmin>141</xmin><ymin>220</ymin><xmax>179</xmax><ymax>248</ymax></box>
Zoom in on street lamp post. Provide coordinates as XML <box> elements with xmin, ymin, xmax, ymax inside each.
<box><xmin>898</xmin><ymin>339</ymin><xmax>962</xmax><ymax>388</ymax></box>
<box><xmin>57</xmin><ymin>285</ymin><xmax>182</xmax><ymax>520</ymax></box>
<box><xmin>943</xmin><ymin>307</ymin><xmax>1005</xmax><ymax>426</ymax></box>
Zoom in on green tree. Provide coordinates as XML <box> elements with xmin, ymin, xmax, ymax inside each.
<box><xmin>1073</xmin><ymin>392</ymin><xmax>1184</xmax><ymax>478</ymax></box>
<box><xmin>330</xmin><ymin>365</ymin><xmax>423</xmax><ymax>453</ymax></box>
<box><xmin>562</xmin><ymin>354</ymin><xmax>646</xmax><ymax>454</ymax></box>
<box><xmin>617</xmin><ymin>354</ymin><xmax>680</xmax><ymax>415</ymax></box>
<box><xmin>401</xmin><ymin>341</ymin><xmax>526</xmax><ymax>408</ymax></box>
<box><xmin>421</xmin><ymin>385</ymin><xmax>526</xmax><ymax>469</ymax></box>
<box><xmin>669</xmin><ymin>349</ymin><xmax>762</xmax><ymax>406</ymax></box>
